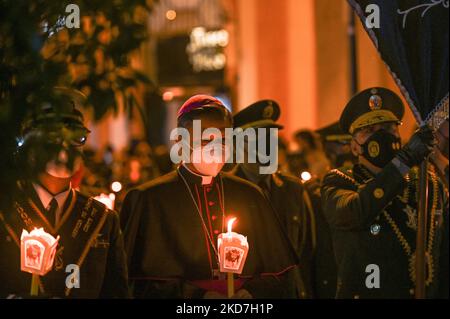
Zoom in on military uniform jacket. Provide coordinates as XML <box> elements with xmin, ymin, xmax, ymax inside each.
<box><xmin>230</xmin><ymin>165</ymin><xmax>316</xmax><ymax>298</ymax></box>
<box><xmin>321</xmin><ymin>162</ymin><xmax>448</xmax><ymax>299</ymax></box>
<box><xmin>0</xmin><ymin>181</ymin><xmax>129</xmax><ymax>298</ymax></box>
<box><xmin>120</xmin><ymin>165</ymin><xmax>298</xmax><ymax>299</ymax></box>
<box><xmin>303</xmin><ymin>178</ymin><xmax>338</xmax><ymax>299</ymax></box>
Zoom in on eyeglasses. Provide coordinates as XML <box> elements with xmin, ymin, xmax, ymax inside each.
<box><xmin>45</xmin><ymin>133</ymin><xmax>87</xmax><ymax>147</ymax></box>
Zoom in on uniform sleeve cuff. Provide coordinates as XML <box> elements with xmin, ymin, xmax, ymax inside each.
<box><xmin>392</xmin><ymin>157</ymin><xmax>411</xmax><ymax>176</ymax></box>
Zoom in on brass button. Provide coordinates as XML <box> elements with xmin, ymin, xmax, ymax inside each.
<box><xmin>374</xmin><ymin>188</ymin><xmax>384</xmax><ymax>199</ymax></box>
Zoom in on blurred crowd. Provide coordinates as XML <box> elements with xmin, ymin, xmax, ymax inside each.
<box><xmin>76</xmin><ymin>125</ymin><xmax>356</xmax><ymax>212</ymax></box>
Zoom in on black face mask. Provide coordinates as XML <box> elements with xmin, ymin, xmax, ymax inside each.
<box><xmin>357</xmin><ymin>129</ymin><xmax>402</xmax><ymax>168</ymax></box>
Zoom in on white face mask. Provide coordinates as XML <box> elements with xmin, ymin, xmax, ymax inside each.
<box><xmin>190</xmin><ymin>143</ymin><xmax>227</xmax><ymax>177</ymax></box>
<box><xmin>45</xmin><ymin>150</ymin><xmax>82</xmax><ymax>179</ymax></box>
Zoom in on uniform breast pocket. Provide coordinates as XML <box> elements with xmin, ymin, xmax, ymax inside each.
<box><xmin>85</xmin><ymin>245</ymin><xmax>109</xmax><ymax>272</ymax></box>
<box><xmin>87</xmin><ymin>235</ymin><xmax>110</xmax><ymax>264</ymax></box>
<box><xmin>91</xmin><ymin>233</ymin><xmax>111</xmax><ymax>249</ymax></box>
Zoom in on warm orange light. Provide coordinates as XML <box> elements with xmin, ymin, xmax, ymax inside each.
<box><xmin>218</xmin><ymin>217</ymin><xmax>249</xmax><ymax>275</ymax></box>
<box><xmin>94</xmin><ymin>193</ymin><xmax>116</xmax><ymax>210</ymax></box>
<box><xmin>163</xmin><ymin>91</ymin><xmax>174</xmax><ymax>101</ymax></box>
<box><xmin>227</xmin><ymin>217</ymin><xmax>237</xmax><ymax>233</ymax></box>
<box><xmin>166</xmin><ymin>10</ymin><xmax>177</xmax><ymax>21</ymax></box>
<box><xmin>111</xmin><ymin>181</ymin><xmax>122</xmax><ymax>193</ymax></box>
<box><xmin>301</xmin><ymin>171</ymin><xmax>312</xmax><ymax>181</ymax></box>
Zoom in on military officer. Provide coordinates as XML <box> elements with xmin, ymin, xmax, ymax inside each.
<box><xmin>231</xmin><ymin>100</ymin><xmax>322</xmax><ymax>298</ymax></box>
<box><xmin>0</xmin><ymin>88</ymin><xmax>129</xmax><ymax>298</ymax></box>
<box><xmin>316</xmin><ymin>121</ymin><xmax>355</xmax><ymax>170</ymax></box>
<box><xmin>321</xmin><ymin>87</ymin><xmax>448</xmax><ymax>298</ymax></box>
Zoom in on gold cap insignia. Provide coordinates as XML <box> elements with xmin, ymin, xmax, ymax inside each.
<box><xmin>263</xmin><ymin>103</ymin><xmax>274</xmax><ymax>119</ymax></box>
<box><xmin>369</xmin><ymin>95</ymin><xmax>383</xmax><ymax>110</ymax></box>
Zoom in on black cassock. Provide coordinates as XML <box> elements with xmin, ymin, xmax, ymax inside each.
<box><xmin>120</xmin><ymin>165</ymin><xmax>298</xmax><ymax>298</ymax></box>
<box><xmin>0</xmin><ymin>181</ymin><xmax>129</xmax><ymax>298</ymax></box>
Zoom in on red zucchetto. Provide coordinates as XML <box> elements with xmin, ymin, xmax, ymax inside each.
<box><xmin>177</xmin><ymin>95</ymin><xmax>228</xmax><ymax>120</ymax></box>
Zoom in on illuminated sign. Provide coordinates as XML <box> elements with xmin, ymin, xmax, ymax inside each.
<box><xmin>186</xmin><ymin>27</ymin><xmax>229</xmax><ymax>73</ymax></box>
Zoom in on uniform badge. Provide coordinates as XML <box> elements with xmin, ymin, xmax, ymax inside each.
<box><xmin>368</xmin><ymin>141</ymin><xmax>380</xmax><ymax>158</ymax></box>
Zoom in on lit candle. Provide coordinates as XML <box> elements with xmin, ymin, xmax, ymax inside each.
<box><xmin>218</xmin><ymin>217</ymin><xmax>249</xmax><ymax>298</ymax></box>
<box><xmin>94</xmin><ymin>193</ymin><xmax>116</xmax><ymax>210</ymax></box>
<box><xmin>21</xmin><ymin>228</ymin><xmax>60</xmax><ymax>296</ymax></box>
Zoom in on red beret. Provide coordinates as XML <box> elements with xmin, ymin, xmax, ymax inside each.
<box><xmin>177</xmin><ymin>95</ymin><xmax>227</xmax><ymax>120</ymax></box>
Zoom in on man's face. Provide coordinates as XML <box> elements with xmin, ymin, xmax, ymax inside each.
<box><xmin>185</xmin><ymin>115</ymin><xmax>231</xmax><ymax>163</ymax></box>
<box><xmin>351</xmin><ymin>122</ymin><xmax>400</xmax><ymax>156</ymax></box>
<box><xmin>295</xmin><ymin>138</ymin><xmax>308</xmax><ymax>153</ymax></box>
<box><xmin>22</xmin><ymin>123</ymin><xmax>87</xmax><ymax>178</ymax></box>
<box><xmin>42</xmin><ymin>125</ymin><xmax>87</xmax><ymax>178</ymax></box>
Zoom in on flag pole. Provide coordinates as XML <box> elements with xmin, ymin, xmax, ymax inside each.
<box><xmin>415</xmin><ymin>159</ymin><xmax>429</xmax><ymax>299</ymax></box>
<box><xmin>348</xmin><ymin>6</ymin><xmax>359</xmax><ymax>95</ymax></box>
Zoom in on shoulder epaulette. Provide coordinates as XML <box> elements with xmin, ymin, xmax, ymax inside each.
<box><xmin>328</xmin><ymin>168</ymin><xmax>358</xmax><ymax>185</ymax></box>
<box><xmin>78</xmin><ymin>192</ymin><xmax>116</xmax><ymax>216</ymax></box>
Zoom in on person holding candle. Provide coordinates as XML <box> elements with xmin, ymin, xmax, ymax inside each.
<box><xmin>121</xmin><ymin>95</ymin><xmax>298</xmax><ymax>299</ymax></box>
<box><xmin>0</xmin><ymin>87</ymin><xmax>129</xmax><ymax>298</ymax></box>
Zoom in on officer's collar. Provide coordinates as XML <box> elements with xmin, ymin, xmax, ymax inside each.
<box><xmin>32</xmin><ymin>182</ymin><xmax>71</xmax><ymax>211</ymax></box>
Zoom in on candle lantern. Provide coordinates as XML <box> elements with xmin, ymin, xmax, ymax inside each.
<box><xmin>218</xmin><ymin>218</ymin><xmax>249</xmax><ymax>297</ymax></box>
<box><xmin>21</xmin><ymin>228</ymin><xmax>60</xmax><ymax>296</ymax></box>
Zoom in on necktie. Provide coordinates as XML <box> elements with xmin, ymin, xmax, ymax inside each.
<box><xmin>47</xmin><ymin>198</ymin><xmax>58</xmax><ymax>227</ymax></box>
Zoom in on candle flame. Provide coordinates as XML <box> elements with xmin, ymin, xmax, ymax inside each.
<box><xmin>227</xmin><ymin>217</ymin><xmax>237</xmax><ymax>233</ymax></box>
